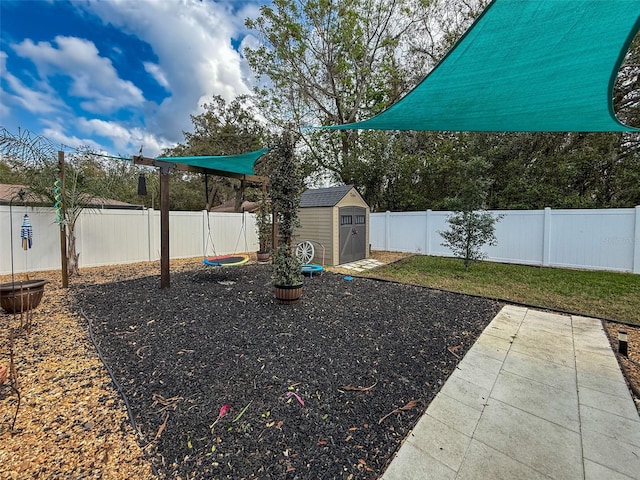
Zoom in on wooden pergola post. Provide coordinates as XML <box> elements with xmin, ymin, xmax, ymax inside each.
<box><xmin>155</xmin><ymin>160</ymin><xmax>176</xmax><ymax>289</ymax></box>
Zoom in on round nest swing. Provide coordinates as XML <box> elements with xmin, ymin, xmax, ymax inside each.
<box><xmin>203</xmin><ymin>254</ymin><xmax>250</xmax><ymax>267</ymax></box>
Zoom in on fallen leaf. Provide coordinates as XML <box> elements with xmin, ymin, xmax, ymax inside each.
<box><xmin>341</xmin><ymin>381</ymin><xmax>377</xmax><ymax>392</ymax></box>
<box><xmin>378</xmin><ymin>399</ymin><xmax>420</xmax><ymax>424</ymax></box>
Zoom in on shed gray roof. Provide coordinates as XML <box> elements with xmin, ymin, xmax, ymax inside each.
<box><xmin>300</xmin><ymin>185</ymin><xmax>355</xmax><ymax>208</ymax></box>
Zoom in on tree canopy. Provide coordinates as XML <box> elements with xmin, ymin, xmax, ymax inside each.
<box><xmin>244</xmin><ymin>0</ymin><xmax>640</xmax><ymax>211</ymax></box>
<box><xmin>161</xmin><ymin>95</ymin><xmax>271</xmax><ymax>211</ymax></box>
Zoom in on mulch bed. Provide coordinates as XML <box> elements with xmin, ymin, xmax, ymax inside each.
<box><xmin>74</xmin><ymin>263</ymin><xmax>502</xmax><ymax>479</ymax></box>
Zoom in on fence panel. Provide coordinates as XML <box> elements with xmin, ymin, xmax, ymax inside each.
<box><xmin>2</xmin><ymin>206</ymin><xmax>637</xmax><ymax>275</ymax></box>
<box><xmin>0</xmin><ymin>206</ymin><xmax>61</xmax><ymax>274</ymax></box>
<box><xmin>388</xmin><ymin>211</ymin><xmax>428</xmax><ymax>253</ymax></box>
<box><xmin>370</xmin><ymin>207</ymin><xmax>639</xmax><ymax>274</ymax></box>
<box><xmin>204</xmin><ymin>212</ymin><xmax>257</xmax><ymax>257</ymax></box>
<box><xmin>485</xmin><ymin>210</ymin><xmax>545</xmax><ymax>265</ymax></box>
<box><xmin>0</xmin><ymin>206</ymin><xmax>259</xmax><ymax>275</ymax></box>
<box><xmin>426</xmin><ymin>211</ymin><xmax>452</xmax><ymax>257</ymax></box>
<box><xmin>77</xmin><ymin>209</ymin><xmax>151</xmax><ymax>267</ymax></box>
<box><xmin>169</xmin><ymin>211</ymin><xmax>206</xmax><ymax>259</ymax></box>
<box><xmin>548</xmin><ymin>208</ymin><xmax>636</xmax><ymax>272</ymax></box>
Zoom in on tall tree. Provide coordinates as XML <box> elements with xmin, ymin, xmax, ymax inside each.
<box><xmin>162</xmin><ymin>95</ymin><xmax>269</xmax><ymax>211</ymax></box>
<box><xmin>245</xmin><ymin>0</ymin><xmax>424</xmax><ymax>201</ymax></box>
<box><xmin>245</xmin><ymin>0</ymin><xmax>640</xmax><ymax>210</ymax></box>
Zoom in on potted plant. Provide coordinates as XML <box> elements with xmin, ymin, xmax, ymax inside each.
<box><xmin>255</xmin><ymin>188</ymin><xmax>272</xmax><ymax>263</ymax></box>
<box><xmin>270</xmin><ymin>131</ymin><xmax>304</xmax><ymax>304</ymax></box>
<box><xmin>0</xmin><ymin>279</ymin><xmax>48</xmax><ymax>313</ymax></box>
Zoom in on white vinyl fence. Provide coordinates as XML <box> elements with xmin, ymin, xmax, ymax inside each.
<box><xmin>370</xmin><ymin>207</ymin><xmax>640</xmax><ymax>274</ymax></box>
<box><xmin>3</xmin><ymin>205</ymin><xmax>639</xmax><ymax>275</ymax></box>
<box><xmin>0</xmin><ymin>206</ymin><xmax>258</xmax><ymax>275</ymax></box>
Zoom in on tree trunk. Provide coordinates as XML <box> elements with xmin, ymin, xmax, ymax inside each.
<box><xmin>67</xmin><ymin>225</ymin><xmax>81</xmax><ymax>276</ymax></box>
<box><xmin>234</xmin><ymin>180</ymin><xmax>246</xmax><ymax>212</ymax></box>
<box><xmin>206</xmin><ymin>184</ymin><xmax>219</xmax><ymax>211</ymax></box>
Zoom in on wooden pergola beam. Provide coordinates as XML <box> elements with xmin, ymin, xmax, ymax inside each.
<box><xmin>133</xmin><ymin>156</ymin><xmax>269</xmax><ymax>185</ymax></box>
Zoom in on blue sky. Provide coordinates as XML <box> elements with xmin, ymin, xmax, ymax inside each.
<box><xmin>0</xmin><ymin>0</ymin><xmax>267</xmax><ymax>157</ymax></box>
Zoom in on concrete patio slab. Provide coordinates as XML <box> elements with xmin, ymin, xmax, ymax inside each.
<box><xmin>380</xmin><ymin>306</ymin><xmax>640</xmax><ymax>480</ymax></box>
<box><xmin>455</xmin><ymin>440</ymin><xmax>551</xmax><ymax>480</ymax></box>
<box><xmin>582</xmin><ymin>429</ymin><xmax>640</xmax><ymax>479</ymax></box>
<box><xmin>424</xmin><ymin>393</ymin><xmax>484</xmax><ymax>437</ymax></box>
<box><xmin>489</xmin><ymin>370</ymin><xmax>579</xmax><ymax>432</ymax></box>
<box><xmin>406</xmin><ymin>415</ymin><xmax>471</xmax><ymax>472</ymax></box>
<box><xmin>501</xmin><ymin>349</ymin><xmax>577</xmax><ymax>392</ymax></box>
<box><xmin>584</xmin><ymin>459</ymin><xmax>637</xmax><ymax>480</ymax></box>
<box><xmin>579</xmin><ymin>404</ymin><xmax>640</xmax><ymax>447</ymax></box>
<box><xmin>473</xmin><ymin>399</ymin><xmax>583</xmax><ymax>480</ymax></box>
<box><xmin>577</xmin><ymin>370</ymin><xmax>634</xmax><ymax>398</ymax></box>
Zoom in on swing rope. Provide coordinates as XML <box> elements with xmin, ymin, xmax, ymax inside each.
<box><xmin>203</xmin><ymin>207</ymin><xmax>249</xmax><ymax>267</ymax></box>
<box><xmin>231</xmin><ymin>208</ymin><xmax>249</xmax><ymax>255</ymax></box>
<box><xmin>204</xmin><ymin>211</ymin><xmax>218</xmax><ymax>259</ymax></box>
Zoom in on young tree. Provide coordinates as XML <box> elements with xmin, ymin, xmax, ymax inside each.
<box><xmin>439</xmin><ymin>157</ymin><xmax>501</xmax><ymax>268</ymax></box>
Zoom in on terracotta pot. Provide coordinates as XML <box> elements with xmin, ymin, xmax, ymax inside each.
<box><xmin>274</xmin><ymin>284</ymin><xmax>303</xmax><ymax>304</ymax></box>
<box><xmin>257</xmin><ymin>251</ymin><xmax>271</xmax><ymax>263</ymax></box>
<box><xmin>0</xmin><ymin>279</ymin><xmax>48</xmax><ymax>313</ymax></box>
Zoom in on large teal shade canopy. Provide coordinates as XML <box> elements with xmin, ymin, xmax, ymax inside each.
<box><xmin>329</xmin><ymin>0</ymin><xmax>640</xmax><ymax>132</ymax></box>
<box><xmin>156</xmin><ymin>148</ymin><xmax>269</xmax><ymax>176</ymax></box>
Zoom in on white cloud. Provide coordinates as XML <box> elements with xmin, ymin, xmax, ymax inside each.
<box><xmin>2</xmin><ymin>0</ymin><xmax>265</xmax><ymax>158</ymax></box>
<box><xmin>11</xmin><ymin>36</ymin><xmax>145</xmax><ymax>113</ymax></box>
<box><xmin>143</xmin><ymin>62</ymin><xmax>169</xmax><ymax>89</ymax></box>
<box><xmin>79</xmin><ymin>0</ymin><xmax>258</xmax><ymax>142</ymax></box>
<box><xmin>0</xmin><ymin>100</ymin><xmax>8</xmax><ymax>121</ymax></box>
<box><xmin>77</xmin><ymin>117</ymin><xmax>172</xmax><ymax>157</ymax></box>
<box><xmin>1</xmin><ymin>47</ymin><xmax>64</xmax><ymax>115</ymax></box>
<box><xmin>40</xmin><ymin>118</ymin><xmax>104</xmax><ymax>151</ymax></box>
<box><xmin>239</xmin><ymin>33</ymin><xmax>263</xmax><ymax>88</ymax></box>
<box><xmin>2</xmin><ymin>73</ymin><xmax>65</xmax><ymax>115</ymax></box>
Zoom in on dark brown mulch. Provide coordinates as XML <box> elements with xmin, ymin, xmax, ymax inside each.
<box><xmin>74</xmin><ymin>263</ymin><xmax>502</xmax><ymax>479</ymax></box>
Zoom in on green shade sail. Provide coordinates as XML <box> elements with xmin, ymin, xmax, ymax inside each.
<box><xmin>157</xmin><ymin>148</ymin><xmax>269</xmax><ymax>176</ymax></box>
<box><xmin>328</xmin><ymin>0</ymin><xmax>640</xmax><ymax>132</ymax></box>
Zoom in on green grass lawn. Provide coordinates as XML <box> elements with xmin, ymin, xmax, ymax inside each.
<box><xmin>366</xmin><ymin>255</ymin><xmax>640</xmax><ymax>325</ymax></box>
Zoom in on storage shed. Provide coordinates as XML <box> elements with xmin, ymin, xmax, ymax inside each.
<box><xmin>296</xmin><ymin>185</ymin><xmax>370</xmax><ymax>266</ymax></box>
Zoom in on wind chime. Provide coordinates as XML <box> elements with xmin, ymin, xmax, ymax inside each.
<box><xmin>21</xmin><ymin>214</ymin><xmax>33</xmax><ymax>251</ymax></box>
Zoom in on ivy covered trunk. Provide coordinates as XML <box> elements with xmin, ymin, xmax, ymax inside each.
<box><xmin>270</xmin><ymin>131</ymin><xmax>304</xmax><ymax>288</ymax></box>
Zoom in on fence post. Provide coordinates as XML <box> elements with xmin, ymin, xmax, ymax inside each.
<box><xmin>633</xmin><ymin>205</ymin><xmax>640</xmax><ymax>274</ymax></box>
<box><xmin>385</xmin><ymin>211</ymin><xmax>391</xmax><ymax>251</ymax></box>
<box><xmin>425</xmin><ymin>209</ymin><xmax>432</xmax><ymax>255</ymax></box>
<box><xmin>542</xmin><ymin>207</ymin><xmax>551</xmax><ymax>267</ymax></box>
<box><xmin>202</xmin><ymin>210</ymin><xmax>208</xmax><ymax>258</ymax></box>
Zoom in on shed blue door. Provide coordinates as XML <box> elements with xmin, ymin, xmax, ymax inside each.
<box><xmin>339</xmin><ymin>207</ymin><xmax>366</xmax><ymax>264</ymax></box>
